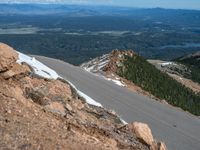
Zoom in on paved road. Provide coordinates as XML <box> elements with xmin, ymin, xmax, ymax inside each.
<box><xmin>35</xmin><ymin>56</ymin><xmax>200</xmax><ymax>150</ymax></box>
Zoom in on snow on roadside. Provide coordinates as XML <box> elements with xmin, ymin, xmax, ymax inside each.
<box><xmin>84</xmin><ymin>65</ymin><xmax>95</xmax><ymax>72</ymax></box>
<box><xmin>69</xmin><ymin>79</ymin><xmax>127</xmax><ymax>124</ymax></box>
<box><xmin>66</xmin><ymin>80</ymin><xmax>103</xmax><ymax>107</ymax></box>
<box><xmin>78</xmin><ymin>90</ymin><xmax>103</xmax><ymax>107</ymax></box>
<box><xmin>81</xmin><ymin>54</ymin><xmax>126</xmax><ymax>87</ymax></box>
<box><xmin>158</xmin><ymin>62</ymin><xmax>177</xmax><ymax>67</ymax></box>
<box><xmin>17</xmin><ymin>52</ymin><xmax>59</xmax><ymax>79</ymax></box>
<box><xmin>17</xmin><ymin>52</ymin><xmax>102</xmax><ymax>107</ymax></box>
<box><xmin>106</xmin><ymin>78</ymin><xmax>125</xmax><ymax>87</ymax></box>
<box><xmin>71</xmin><ymin>80</ymin><xmax>127</xmax><ymax>123</ymax></box>
<box><xmin>16</xmin><ymin>52</ymin><xmax>127</xmax><ymax>124</ymax></box>
<box><xmin>120</xmin><ymin>119</ymin><xmax>128</xmax><ymax>125</ymax></box>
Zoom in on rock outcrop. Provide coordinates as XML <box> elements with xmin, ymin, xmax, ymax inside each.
<box><xmin>126</xmin><ymin>122</ymin><xmax>167</xmax><ymax>150</ymax></box>
<box><xmin>0</xmin><ymin>43</ymin><xmax>167</xmax><ymax>150</ymax></box>
<box><xmin>0</xmin><ymin>43</ymin><xmax>18</xmax><ymax>72</ymax></box>
<box><xmin>128</xmin><ymin>122</ymin><xmax>154</xmax><ymax>146</ymax></box>
<box><xmin>103</xmin><ymin>50</ymin><xmax>135</xmax><ymax>73</ymax></box>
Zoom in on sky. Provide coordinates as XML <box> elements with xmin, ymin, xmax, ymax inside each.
<box><xmin>0</xmin><ymin>0</ymin><xmax>200</xmax><ymax>10</ymax></box>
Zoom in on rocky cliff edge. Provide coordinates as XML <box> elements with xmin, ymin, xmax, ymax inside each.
<box><xmin>0</xmin><ymin>43</ymin><xmax>167</xmax><ymax>150</ymax></box>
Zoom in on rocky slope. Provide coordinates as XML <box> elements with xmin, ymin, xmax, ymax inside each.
<box><xmin>0</xmin><ymin>43</ymin><xmax>166</xmax><ymax>150</ymax></box>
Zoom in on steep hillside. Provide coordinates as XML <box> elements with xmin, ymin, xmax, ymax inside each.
<box><xmin>178</xmin><ymin>51</ymin><xmax>200</xmax><ymax>68</ymax></box>
<box><xmin>82</xmin><ymin>50</ymin><xmax>200</xmax><ymax>116</ymax></box>
<box><xmin>0</xmin><ymin>43</ymin><xmax>166</xmax><ymax>150</ymax></box>
<box><xmin>148</xmin><ymin>60</ymin><xmax>200</xmax><ymax>94</ymax></box>
<box><xmin>175</xmin><ymin>51</ymin><xmax>200</xmax><ymax>84</ymax></box>
<box><xmin>118</xmin><ymin>54</ymin><xmax>200</xmax><ymax>116</ymax></box>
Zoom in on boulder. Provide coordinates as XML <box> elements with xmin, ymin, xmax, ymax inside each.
<box><xmin>127</xmin><ymin>122</ymin><xmax>167</xmax><ymax>150</ymax></box>
<box><xmin>25</xmin><ymin>86</ymin><xmax>50</xmax><ymax>105</ymax></box>
<box><xmin>158</xmin><ymin>142</ymin><xmax>167</xmax><ymax>150</ymax></box>
<box><xmin>45</xmin><ymin>102</ymin><xmax>66</xmax><ymax>116</ymax></box>
<box><xmin>128</xmin><ymin>122</ymin><xmax>154</xmax><ymax>146</ymax></box>
<box><xmin>65</xmin><ymin>103</ymin><xmax>73</xmax><ymax>112</ymax></box>
<box><xmin>0</xmin><ymin>43</ymin><xmax>18</xmax><ymax>72</ymax></box>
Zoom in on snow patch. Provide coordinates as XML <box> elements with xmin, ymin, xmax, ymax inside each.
<box><xmin>65</xmin><ymin>79</ymin><xmax>127</xmax><ymax>124</ymax></box>
<box><xmin>16</xmin><ymin>52</ymin><xmax>126</xmax><ymax>124</ymax></box>
<box><xmin>81</xmin><ymin>54</ymin><xmax>125</xmax><ymax>87</ymax></box>
<box><xmin>17</xmin><ymin>52</ymin><xmax>102</xmax><ymax>107</ymax></box>
<box><xmin>120</xmin><ymin>119</ymin><xmax>128</xmax><ymax>125</ymax></box>
<box><xmin>159</xmin><ymin>62</ymin><xmax>176</xmax><ymax>67</ymax></box>
<box><xmin>97</xmin><ymin>60</ymin><xmax>110</xmax><ymax>70</ymax></box>
<box><xmin>17</xmin><ymin>52</ymin><xmax>59</xmax><ymax>79</ymax></box>
<box><xmin>65</xmin><ymin>80</ymin><xmax>102</xmax><ymax>108</ymax></box>
<box><xmin>81</xmin><ymin>54</ymin><xmax>110</xmax><ymax>73</ymax></box>
<box><xmin>106</xmin><ymin>78</ymin><xmax>125</xmax><ymax>87</ymax></box>
<box><xmin>77</xmin><ymin>90</ymin><xmax>103</xmax><ymax>107</ymax></box>
<box><xmin>84</xmin><ymin>65</ymin><xmax>95</xmax><ymax>72</ymax></box>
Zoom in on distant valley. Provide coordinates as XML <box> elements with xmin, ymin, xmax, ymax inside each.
<box><xmin>0</xmin><ymin>4</ymin><xmax>200</xmax><ymax>65</ymax></box>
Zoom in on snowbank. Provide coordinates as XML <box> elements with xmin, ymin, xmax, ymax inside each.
<box><xmin>65</xmin><ymin>80</ymin><xmax>103</xmax><ymax>107</ymax></box>
<box><xmin>120</xmin><ymin>119</ymin><xmax>128</xmax><ymax>125</ymax></box>
<box><xmin>81</xmin><ymin>54</ymin><xmax>125</xmax><ymax>87</ymax></box>
<box><xmin>16</xmin><ymin>52</ymin><xmax>126</xmax><ymax>124</ymax></box>
<box><xmin>106</xmin><ymin>78</ymin><xmax>125</xmax><ymax>87</ymax></box>
<box><xmin>17</xmin><ymin>52</ymin><xmax>59</xmax><ymax>79</ymax></box>
<box><xmin>17</xmin><ymin>52</ymin><xmax>102</xmax><ymax>107</ymax></box>
<box><xmin>159</xmin><ymin>62</ymin><xmax>176</xmax><ymax>67</ymax></box>
<box><xmin>81</xmin><ymin>54</ymin><xmax>110</xmax><ymax>73</ymax></box>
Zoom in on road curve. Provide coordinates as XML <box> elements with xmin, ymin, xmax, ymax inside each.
<box><xmin>35</xmin><ymin>56</ymin><xmax>200</xmax><ymax>150</ymax></box>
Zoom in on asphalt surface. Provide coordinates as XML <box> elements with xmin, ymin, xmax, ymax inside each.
<box><xmin>35</xmin><ymin>56</ymin><xmax>200</xmax><ymax>150</ymax></box>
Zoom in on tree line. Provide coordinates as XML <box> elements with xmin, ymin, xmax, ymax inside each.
<box><xmin>118</xmin><ymin>55</ymin><xmax>200</xmax><ymax>116</ymax></box>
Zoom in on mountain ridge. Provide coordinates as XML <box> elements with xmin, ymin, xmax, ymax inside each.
<box><xmin>81</xmin><ymin>50</ymin><xmax>200</xmax><ymax>116</ymax></box>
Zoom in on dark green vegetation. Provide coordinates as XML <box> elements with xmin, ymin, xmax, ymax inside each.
<box><xmin>0</xmin><ymin>5</ymin><xmax>200</xmax><ymax>65</ymax></box>
<box><xmin>118</xmin><ymin>55</ymin><xmax>200</xmax><ymax>116</ymax></box>
<box><xmin>176</xmin><ymin>52</ymin><xmax>200</xmax><ymax>84</ymax></box>
<box><xmin>189</xmin><ymin>67</ymin><xmax>200</xmax><ymax>84</ymax></box>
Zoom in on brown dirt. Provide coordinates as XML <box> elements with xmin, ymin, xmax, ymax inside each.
<box><xmin>0</xmin><ymin>43</ymin><xmax>18</xmax><ymax>72</ymax></box>
<box><xmin>0</xmin><ymin>45</ymin><xmax>166</xmax><ymax>150</ymax></box>
<box><xmin>168</xmin><ymin>73</ymin><xmax>200</xmax><ymax>94</ymax></box>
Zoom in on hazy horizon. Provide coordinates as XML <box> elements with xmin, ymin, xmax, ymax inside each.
<box><xmin>0</xmin><ymin>0</ymin><xmax>199</xmax><ymax>10</ymax></box>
